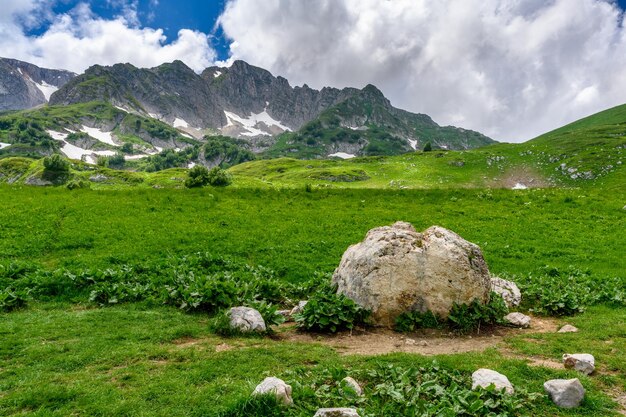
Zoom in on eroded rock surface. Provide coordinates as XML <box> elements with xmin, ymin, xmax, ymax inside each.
<box><xmin>332</xmin><ymin>222</ymin><xmax>491</xmax><ymax>326</ymax></box>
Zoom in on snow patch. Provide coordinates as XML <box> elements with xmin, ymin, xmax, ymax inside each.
<box><xmin>187</xmin><ymin>162</ymin><xmax>197</xmax><ymax>169</ymax></box>
<box><xmin>329</xmin><ymin>152</ymin><xmax>356</xmax><ymax>159</ymax></box>
<box><xmin>46</xmin><ymin>130</ymin><xmax>68</xmax><ymax>141</ymax></box>
<box><xmin>17</xmin><ymin>68</ymin><xmax>23</xmax><ymax>75</ymax></box>
<box><xmin>512</xmin><ymin>183</ymin><xmax>528</xmax><ymax>190</ymax></box>
<box><xmin>214</xmin><ymin>70</ymin><xmax>222</xmax><ymax>78</ymax></box>
<box><xmin>223</xmin><ymin>107</ymin><xmax>291</xmax><ymax>137</ymax></box>
<box><xmin>115</xmin><ymin>106</ymin><xmax>129</xmax><ymax>113</ymax></box>
<box><xmin>148</xmin><ymin>113</ymin><xmax>160</xmax><ymax>119</ymax></box>
<box><xmin>124</xmin><ymin>154</ymin><xmax>149</xmax><ymax>161</ymax></box>
<box><xmin>408</xmin><ymin>139</ymin><xmax>418</xmax><ymax>150</ymax></box>
<box><xmin>173</xmin><ymin>118</ymin><xmax>189</xmax><ymax>128</ymax></box>
<box><xmin>35</xmin><ymin>81</ymin><xmax>58</xmax><ymax>101</ymax></box>
<box><xmin>0</xmin><ymin>142</ymin><xmax>11</xmax><ymax>150</ymax></box>
<box><xmin>60</xmin><ymin>142</ymin><xmax>115</xmax><ymax>162</ymax></box>
<box><xmin>81</xmin><ymin>126</ymin><xmax>118</xmax><ymax>146</ymax></box>
<box><xmin>180</xmin><ymin>133</ymin><xmax>193</xmax><ymax>139</ymax></box>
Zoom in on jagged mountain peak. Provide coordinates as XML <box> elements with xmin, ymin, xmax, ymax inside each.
<box><xmin>0</xmin><ymin>57</ymin><xmax>76</xmax><ymax>111</ymax></box>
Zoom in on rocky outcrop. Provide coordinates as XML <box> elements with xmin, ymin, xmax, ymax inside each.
<box><xmin>332</xmin><ymin>222</ymin><xmax>492</xmax><ymax>327</ymax></box>
<box><xmin>544</xmin><ymin>379</ymin><xmax>585</xmax><ymax>408</ymax></box>
<box><xmin>341</xmin><ymin>377</ymin><xmax>363</xmax><ymax>396</ymax></box>
<box><xmin>228</xmin><ymin>306</ymin><xmax>266</xmax><ymax>333</ymax></box>
<box><xmin>558</xmin><ymin>324</ymin><xmax>579</xmax><ymax>333</ymax></box>
<box><xmin>471</xmin><ymin>369</ymin><xmax>514</xmax><ymax>394</ymax></box>
<box><xmin>252</xmin><ymin>377</ymin><xmax>293</xmax><ymax>406</ymax></box>
<box><xmin>0</xmin><ymin>57</ymin><xmax>75</xmax><ymax>111</ymax></box>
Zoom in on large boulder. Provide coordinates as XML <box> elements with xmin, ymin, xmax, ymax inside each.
<box><xmin>563</xmin><ymin>354</ymin><xmax>595</xmax><ymax>375</ymax></box>
<box><xmin>332</xmin><ymin>222</ymin><xmax>491</xmax><ymax>326</ymax></box>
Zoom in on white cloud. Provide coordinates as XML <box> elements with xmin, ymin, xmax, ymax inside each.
<box><xmin>219</xmin><ymin>0</ymin><xmax>626</xmax><ymax>141</ymax></box>
<box><xmin>0</xmin><ymin>2</ymin><xmax>216</xmax><ymax>73</ymax></box>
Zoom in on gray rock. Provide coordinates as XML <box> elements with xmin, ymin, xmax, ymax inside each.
<box><xmin>313</xmin><ymin>408</ymin><xmax>360</xmax><ymax>417</ymax></box>
<box><xmin>471</xmin><ymin>369</ymin><xmax>514</xmax><ymax>394</ymax></box>
<box><xmin>544</xmin><ymin>378</ymin><xmax>585</xmax><ymax>408</ymax></box>
<box><xmin>332</xmin><ymin>222</ymin><xmax>492</xmax><ymax>327</ymax></box>
<box><xmin>341</xmin><ymin>377</ymin><xmax>363</xmax><ymax>396</ymax></box>
<box><xmin>290</xmin><ymin>300</ymin><xmax>308</xmax><ymax>316</ymax></box>
<box><xmin>490</xmin><ymin>277</ymin><xmax>521</xmax><ymax>308</ymax></box>
<box><xmin>558</xmin><ymin>324</ymin><xmax>579</xmax><ymax>333</ymax></box>
<box><xmin>563</xmin><ymin>354</ymin><xmax>595</xmax><ymax>375</ymax></box>
<box><xmin>89</xmin><ymin>174</ymin><xmax>109</xmax><ymax>183</ymax></box>
<box><xmin>228</xmin><ymin>307</ymin><xmax>266</xmax><ymax>333</ymax></box>
<box><xmin>24</xmin><ymin>176</ymin><xmax>53</xmax><ymax>186</ymax></box>
<box><xmin>252</xmin><ymin>377</ymin><xmax>293</xmax><ymax>406</ymax></box>
<box><xmin>504</xmin><ymin>312</ymin><xmax>531</xmax><ymax>328</ymax></box>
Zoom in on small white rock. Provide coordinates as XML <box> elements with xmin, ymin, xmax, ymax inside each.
<box><xmin>252</xmin><ymin>377</ymin><xmax>293</xmax><ymax>406</ymax></box>
<box><xmin>342</xmin><ymin>376</ymin><xmax>363</xmax><ymax>396</ymax></box>
<box><xmin>490</xmin><ymin>277</ymin><xmax>522</xmax><ymax>308</ymax></box>
<box><xmin>504</xmin><ymin>312</ymin><xmax>531</xmax><ymax>328</ymax></box>
<box><xmin>558</xmin><ymin>324</ymin><xmax>579</xmax><ymax>333</ymax></box>
<box><xmin>544</xmin><ymin>378</ymin><xmax>585</xmax><ymax>408</ymax></box>
<box><xmin>228</xmin><ymin>307</ymin><xmax>266</xmax><ymax>333</ymax></box>
<box><xmin>290</xmin><ymin>300</ymin><xmax>308</xmax><ymax>316</ymax></box>
<box><xmin>563</xmin><ymin>354</ymin><xmax>595</xmax><ymax>375</ymax></box>
<box><xmin>314</xmin><ymin>408</ymin><xmax>360</xmax><ymax>417</ymax></box>
<box><xmin>472</xmin><ymin>369</ymin><xmax>515</xmax><ymax>394</ymax></box>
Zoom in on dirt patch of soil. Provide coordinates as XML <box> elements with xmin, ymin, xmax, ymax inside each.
<box><xmin>278</xmin><ymin>315</ymin><xmax>560</xmax><ymax>356</ymax></box>
<box><xmin>490</xmin><ymin>166</ymin><xmax>551</xmax><ymax>189</ymax></box>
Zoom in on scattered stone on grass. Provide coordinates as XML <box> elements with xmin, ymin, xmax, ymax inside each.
<box><xmin>342</xmin><ymin>376</ymin><xmax>363</xmax><ymax>396</ymax></box>
<box><xmin>252</xmin><ymin>377</ymin><xmax>293</xmax><ymax>406</ymax></box>
<box><xmin>290</xmin><ymin>300</ymin><xmax>308</xmax><ymax>316</ymax></box>
<box><xmin>89</xmin><ymin>174</ymin><xmax>108</xmax><ymax>182</ymax></box>
<box><xmin>504</xmin><ymin>312</ymin><xmax>531</xmax><ymax>328</ymax></box>
<box><xmin>558</xmin><ymin>324</ymin><xmax>579</xmax><ymax>333</ymax></box>
<box><xmin>471</xmin><ymin>369</ymin><xmax>515</xmax><ymax>394</ymax></box>
<box><xmin>563</xmin><ymin>354</ymin><xmax>595</xmax><ymax>375</ymax></box>
<box><xmin>544</xmin><ymin>378</ymin><xmax>585</xmax><ymax>408</ymax></box>
<box><xmin>228</xmin><ymin>306</ymin><xmax>266</xmax><ymax>333</ymax></box>
<box><xmin>490</xmin><ymin>277</ymin><xmax>521</xmax><ymax>308</ymax></box>
<box><xmin>313</xmin><ymin>408</ymin><xmax>360</xmax><ymax>417</ymax></box>
<box><xmin>332</xmin><ymin>222</ymin><xmax>491</xmax><ymax>327</ymax></box>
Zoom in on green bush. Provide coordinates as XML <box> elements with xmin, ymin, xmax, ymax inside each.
<box><xmin>0</xmin><ymin>287</ymin><xmax>29</xmax><ymax>312</ymax></box>
<box><xmin>66</xmin><ymin>179</ymin><xmax>90</xmax><ymax>190</ymax></box>
<box><xmin>42</xmin><ymin>154</ymin><xmax>70</xmax><ymax>181</ymax></box>
<box><xmin>423</xmin><ymin>141</ymin><xmax>433</xmax><ymax>152</ymax></box>
<box><xmin>207</xmin><ymin>166</ymin><xmax>231</xmax><ymax>187</ymax></box>
<box><xmin>295</xmin><ymin>285</ymin><xmax>370</xmax><ymax>333</ymax></box>
<box><xmin>185</xmin><ymin>165</ymin><xmax>210</xmax><ymax>188</ymax></box>
<box><xmin>395</xmin><ymin>310</ymin><xmax>443</xmax><ymax>332</ymax></box>
<box><xmin>447</xmin><ymin>293</ymin><xmax>509</xmax><ymax>334</ymax></box>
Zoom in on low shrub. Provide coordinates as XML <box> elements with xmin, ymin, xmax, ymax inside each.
<box><xmin>185</xmin><ymin>165</ymin><xmax>210</xmax><ymax>188</ymax></box>
<box><xmin>295</xmin><ymin>285</ymin><xmax>370</xmax><ymax>333</ymax></box>
<box><xmin>207</xmin><ymin>166</ymin><xmax>231</xmax><ymax>187</ymax></box>
<box><xmin>0</xmin><ymin>287</ymin><xmax>29</xmax><ymax>312</ymax></box>
<box><xmin>447</xmin><ymin>293</ymin><xmax>509</xmax><ymax>333</ymax></box>
<box><xmin>42</xmin><ymin>154</ymin><xmax>70</xmax><ymax>182</ymax></box>
<box><xmin>395</xmin><ymin>310</ymin><xmax>443</xmax><ymax>332</ymax></box>
<box><xmin>395</xmin><ymin>293</ymin><xmax>509</xmax><ymax>334</ymax></box>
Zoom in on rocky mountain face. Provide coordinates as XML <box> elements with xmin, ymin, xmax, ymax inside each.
<box><xmin>49</xmin><ymin>60</ymin><xmax>494</xmax><ymax>155</ymax></box>
<box><xmin>0</xmin><ymin>58</ymin><xmax>75</xmax><ymax>111</ymax></box>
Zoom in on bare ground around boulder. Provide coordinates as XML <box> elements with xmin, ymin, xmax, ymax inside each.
<box><xmin>276</xmin><ymin>315</ymin><xmax>560</xmax><ymax>356</ymax></box>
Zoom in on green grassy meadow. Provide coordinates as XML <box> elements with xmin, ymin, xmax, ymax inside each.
<box><xmin>1</xmin><ymin>103</ymin><xmax>626</xmax><ymax>416</ymax></box>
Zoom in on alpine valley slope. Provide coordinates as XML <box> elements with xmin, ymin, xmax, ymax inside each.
<box><xmin>45</xmin><ymin>59</ymin><xmax>494</xmax><ymax>157</ymax></box>
<box><xmin>1</xmin><ymin>102</ymin><xmax>624</xmax><ymax>190</ymax></box>
<box><xmin>0</xmin><ymin>58</ymin><xmax>76</xmax><ymax>111</ymax></box>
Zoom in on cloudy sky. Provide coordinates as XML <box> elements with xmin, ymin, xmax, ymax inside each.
<box><xmin>1</xmin><ymin>0</ymin><xmax>626</xmax><ymax>142</ymax></box>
